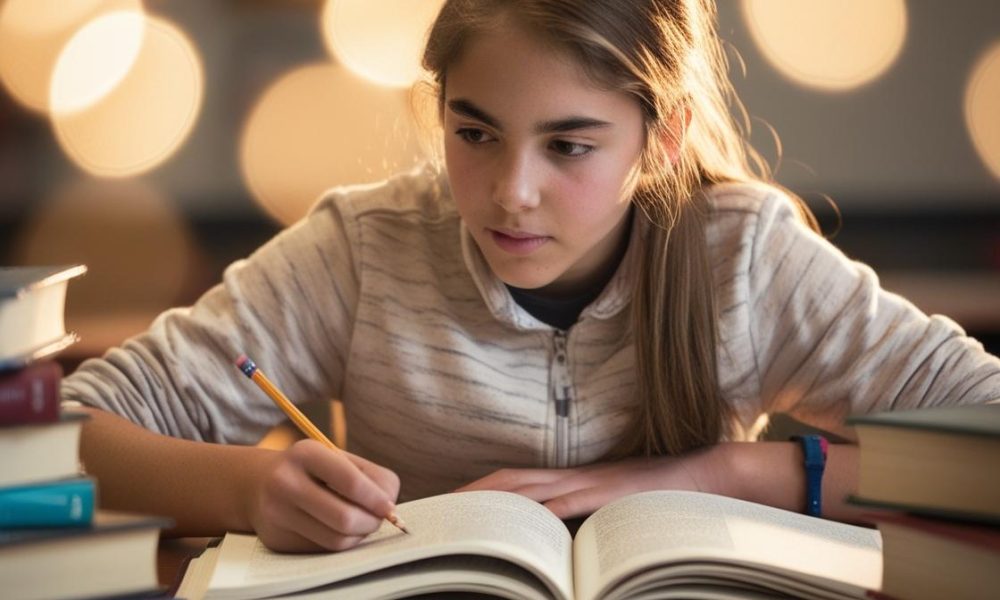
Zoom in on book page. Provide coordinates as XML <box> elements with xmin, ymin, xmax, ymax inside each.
<box><xmin>176</xmin><ymin>546</ymin><xmax>221</xmax><ymax>600</ymax></box>
<box><xmin>0</xmin><ymin>279</ymin><xmax>68</xmax><ymax>360</ymax></box>
<box><xmin>598</xmin><ymin>562</ymin><xmax>867</xmax><ymax>600</ymax></box>
<box><xmin>268</xmin><ymin>555</ymin><xmax>553</xmax><ymax>600</ymax></box>
<box><xmin>573</xmin><ymin>491</ymin><xmax>881</xmax><ymax>600</ymax></box>
<box><xmin>205</xmin><ymin>490</ymin><xmax>573</xmax><ymax>600</ymax></box>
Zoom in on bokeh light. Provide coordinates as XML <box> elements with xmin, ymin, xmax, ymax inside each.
<box><xmin>11</xmin><ymin>180</ymin><xmax>200</xmax><ymax>350</ymax></box>
<box><xmin>49</xmin><ymin>10</ymin><xmax>145</xmax><ymax>115</ymax></box>
<box><xmin>742</xmin><ymin>0</ymin><xmax>907</xmax><ymax>92</ymax></box>
<box><xmin>321</xmin><ymin>0</ymin><xmax>445</xmax><ymax>88</ymax></box>
<box><xmin>964</xmin><ymin>41</ymin><xmax>1000</xmax><ymax>181</ymax></box>
<box><xmin>239</xmin><ymin>62</ymin><xmax>425</xmax><ymax>226</ymax></box>
<box><xmin>0</xmin><ymin>0</ymin><xmax>142</xmax><ymax>113</ymax></box>
<box><xmin>51</xmin><ymin>15</ymin><xmax>204</xmax><ymax>177</ymax></box>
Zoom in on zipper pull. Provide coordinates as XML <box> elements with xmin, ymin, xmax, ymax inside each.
<box><xmin>553</xmin><ymin>330</ymin><xmax>568</xmax><ymax>360</ymax></box>
<box><xmin>553</xmin><ymin>331</ymin><xmax>570</xmax><ymax>417</ymax></box>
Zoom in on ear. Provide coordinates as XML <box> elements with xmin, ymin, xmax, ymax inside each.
<box><xmin>660</xmin><ymin>104</ymin><xmax>692</xmax><ymax>165</ymax></box>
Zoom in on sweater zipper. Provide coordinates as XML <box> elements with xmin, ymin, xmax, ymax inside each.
<box><xmin>552</xmin><ymin>330</ymin><xmax>572</xmax><ymax>468</ymax></box>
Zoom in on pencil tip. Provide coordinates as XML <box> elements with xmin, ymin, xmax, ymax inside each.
<box><xmin>390</xmin><ymin>514</ymin><xmax>409</xmax><ymax>534</ymax></box>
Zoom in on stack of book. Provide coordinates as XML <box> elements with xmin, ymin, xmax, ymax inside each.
<box><xmin>849</xmin><ymin>404</ymin><xmax>1000</xmax><ymax>600</ymax></box>
<box><xmin>0</xmin><ymin>265</ymin><xmax>170</xmax><ymax>599</ymax></box>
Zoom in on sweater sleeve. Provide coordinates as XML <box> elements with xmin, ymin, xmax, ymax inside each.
<box><xmin>60</xmin><ymin>192</ymin><xmax>360</xmax><ymax>445</ymax></box>
<box><xmin>747</xmin><ymin>191</ymin><xmax>1000</xmax><ymax>433</ymax></box>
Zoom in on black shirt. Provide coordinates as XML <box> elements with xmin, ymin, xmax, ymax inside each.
<box><xmin>507</xmin><ymin>280</ymin><xmax>607</xmax><ymax>331</ymax></box>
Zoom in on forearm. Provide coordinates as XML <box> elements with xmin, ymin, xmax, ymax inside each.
<box><xmin>716</xmin><ymin>441</ymin><xmax>867</xmax><ymax>523</ymax></box>
<box><xmin>77</xmin><ymin>406</ymin><xmax>277</xmax><ymax>537</ymax></box>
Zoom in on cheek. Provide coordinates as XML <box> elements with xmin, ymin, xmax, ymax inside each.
<box><xmin>554</xmin><ymin>166</ymin><xmax>631</xmax><ymax>227</ymax></box>
<box><xmin>443</xmin><ymin>142</ymin><xmax>479</xmax><ymax>211</ymax></box>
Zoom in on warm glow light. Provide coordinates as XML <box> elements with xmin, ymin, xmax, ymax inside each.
<box><xmin>49</xmin><ymin>11</ymin><xmax>145</xmax><ymax>115</ymax></box>
<box><xmin>51</xmin><ymin>15</ymin><xmax>204</xmax><ymax>177</ymax></box>
<box><xmin>965</xmin><ymin>41</ymin><xmax>1000</xmax><ymax>181</ymax></box>
<box><xmin>742</xmin><ymin>0</ymin><xmax>907</xmax><ymax>92</ymax></box>
<box><xmin>321</xmin><ymin>0</ymin><xmax>445</xmax><ymax>88</ymax></box>
<box><xmin>257</xmin><ymin>424</ymin><xmax>302</xmax><ymax>451</ymax></box>
<box><xmin>0</xmin><ymin>0</ymin><xmax>142</xmax><ymax>112</ymax></box>
<box><xmin>240</xmin><ymin>63</ymin><xmax>425</xmax><ymax>226</ymax></box>
<box><xmin>11</xmin><ymin>180</ymin><xmax>199</xmax><ymax>343</ymax></box>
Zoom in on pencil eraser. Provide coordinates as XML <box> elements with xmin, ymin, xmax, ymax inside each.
<box><xmin>235</xmin><ymin>354</ymin><xmax>256</xmax><ymax>377</ymax></box>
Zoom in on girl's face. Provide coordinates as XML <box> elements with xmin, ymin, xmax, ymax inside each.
<box><xmin>443</xmin><ymin>23</ymin><xmax>646</xmax><ymax>297</ymax></box>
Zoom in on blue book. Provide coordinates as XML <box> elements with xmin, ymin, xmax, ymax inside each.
<box><xmin>0</xmin><ymin>477</ymin><xmax>94</xmax><ymax>528</ymax></box>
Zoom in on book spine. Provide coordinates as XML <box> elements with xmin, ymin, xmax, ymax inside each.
<box><xmin>0</xmin><ymin>361</ymin><xmax>62</xmax><ymax>425</ymax></box>
<box><xmin>0</xmin><ymin>478</ymin><xmax>95</xmax><ymax>528</ymax></box>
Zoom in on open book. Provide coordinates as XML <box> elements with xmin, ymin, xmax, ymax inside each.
<box><xmin>178</xmin><ymin>490</ymin><xmax>882</xmax><ymax>600</ymax></box>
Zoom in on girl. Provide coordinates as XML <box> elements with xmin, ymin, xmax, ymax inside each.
<box><xmin>64</xmin><ymin>0</ymin><xmax>1000</xmax><ymax>553</ymax></box>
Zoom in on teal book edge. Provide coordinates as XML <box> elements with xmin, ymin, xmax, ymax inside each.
<box><xmin>0</xmin><ymin>477</ymin><xmax>95</xmax><ymax>528</ymax></box>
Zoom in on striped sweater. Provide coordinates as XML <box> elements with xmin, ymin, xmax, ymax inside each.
<box><xmin>62</xmin><ymin>166</ymin><xmax>1000</xmax><ymax>501</ymax></box>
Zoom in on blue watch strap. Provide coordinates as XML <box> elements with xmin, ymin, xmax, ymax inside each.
<box><xmin>792</xmin><ymin>435</ymin><xmax>828</xmax><ymax>517</ymax></box>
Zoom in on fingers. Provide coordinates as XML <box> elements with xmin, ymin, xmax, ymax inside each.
<box><xmin>455</xmin><ymin>461</ymin><xmax>652</xmax><ymax>520</ymax></box>
<box><xmin>543</xmin><ymin>486</ymin><xmax>606</xmax><ymax>520</ymax></box>
<box><xmin>295</xmin><ymin>476</ymin><xmax>384</xmax><ymax>535</ymax></box>
<box><xmin>455</xmin><ymin>467</ymin><xmax>580</xmax><ymax>493</ymax></box>
<box><xmin>291</xmin><ymin>441</ymin><xmax>397</xmax><ymax>519</ymax></box>
<box><xmin>455</xmin><ymin>467</ymin><xmax>602</xmax><ymax>519</ymax></box>
<box><xmin>535</xmin><ymin>457</ymin><xmax>685</xmax><ymax>519</ymax></box>
<box><xmin>507</xmin><ymin>479</ymin><xmax>581</xmax><ymax>503</ymax></box>
<box><xmin>258</xmin><ymin>502</ymin><xmax>365</xmax><ymax>553</ymax></box>
<box><xmin>251</xmin><ymin>441</ymin><xmax>403</xmax><ymax>553</ymax></box>
<box><xmin>345</xmin><ymin>452</ymin><xmax>401</xmax><ymax>501</ymax></box>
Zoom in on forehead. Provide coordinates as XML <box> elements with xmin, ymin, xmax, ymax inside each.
<box><xmin>444</xmin><ymin>23</ymin><xmax>634</xmax><ymax>120</ymax></box>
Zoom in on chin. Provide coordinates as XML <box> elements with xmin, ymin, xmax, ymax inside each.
<box><xmin>489</xmin><ymin>262</ymin><xmax>559</xmax><ymax>291</ymax></box>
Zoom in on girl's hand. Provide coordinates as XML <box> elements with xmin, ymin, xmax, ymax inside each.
<box><xmin>456</xmin><ymin>445</ymin><xmax>733</xmax><ymax>519</ymax></box>
<box><xmin>246</xmin><ymin>439</ymin><xmax>400</xmax><ymax>552</ymax></box>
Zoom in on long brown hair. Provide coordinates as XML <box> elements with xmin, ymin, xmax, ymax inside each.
<box><xmin>422</xmin><ymin>0</ymin><xmax>818</xmax><ymax>456</ymax></box>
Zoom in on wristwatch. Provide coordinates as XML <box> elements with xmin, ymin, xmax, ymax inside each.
<box><xmin>792</xmin><ymin>434</ymin><xmax>828</xmax><ymax>517</ymax></box>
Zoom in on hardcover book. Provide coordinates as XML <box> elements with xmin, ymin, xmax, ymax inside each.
<box><xmin>0</xmin><ymin>510</ymin><xmax>171</xmax><ymax>600</ymax></box>
<box><xmin>0</xmin><ymin>360</ymin><xmax>62</xmax><ymax>425</ymax></box>
<box><xmin>847</xmin><ymin>403</ymin><xmax>1000</xmax><ymax>523</ymax></box>
<box><xmin>0</xmin><ymin>477</ymin><xmax>95</xmax><ymax>528</ymax></box>
<box><xmin>0</xmin><ymin>411</ymin><xmax>87</xmax><ymax>488</ymax></box>
<box><xmin>869</xmin><ymin>512</ymin><xmax>1000</xmax><ymax>600</ymax></box>
<box><xmin>178</xmin><ymin>490</ymin><xmax>882</xmax><ymax>600</ymax></box>
<box><xmin>0</xmin><ymin>264</ymin><xmax>86</xmax><ymax>370</ymax></box>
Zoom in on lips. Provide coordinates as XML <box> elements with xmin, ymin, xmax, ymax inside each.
<box><xmin>488</xmin><ymin>228</ymin><xmax>551</xmax><ymax>256</ymax></box>
<box><xmin>494</xmin><ymin>227</ymin><xmax>546</xmax><ymax>239</ymax></box>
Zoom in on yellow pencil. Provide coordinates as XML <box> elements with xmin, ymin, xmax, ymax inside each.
<box><xmin>235</xmin><ymin>354</ymin><xmax>408</xmax><ymax>534</ymax></box>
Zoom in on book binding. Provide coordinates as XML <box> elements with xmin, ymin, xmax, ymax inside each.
<box><xmin>0</xmin><ymin>478</ymin><xmax>95</xmax><ymax>528</ymax></box>
<box><xmin>0</xmin><ymin>360</ymin><xmax>62</xmax><ymax>425</ymax></box>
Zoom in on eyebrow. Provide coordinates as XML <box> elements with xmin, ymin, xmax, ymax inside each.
<box><xmin>447</xmin><ymin>98</ymin><xmax>612</xmax><ymax>134</ymax></box>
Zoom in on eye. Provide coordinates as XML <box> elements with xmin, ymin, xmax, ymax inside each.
<box><xmin>549</xmin><ymin>139</ymin><xmax>594</xmax><ymax>157</ymax></box>
<box><xmin>455</xmin><ymin>127</ymin><xmax>496</xmax><ymax>145</ymax></box>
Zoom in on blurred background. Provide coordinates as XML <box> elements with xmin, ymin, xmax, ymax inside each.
<box><xmin>1</xmin><ymin>1</ymin><xmax>998</xmax><ymax>440</ymax></box>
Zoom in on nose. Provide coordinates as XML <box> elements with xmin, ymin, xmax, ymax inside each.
<box><xmin>492</xmin><ymin>151</ymin><xmax>540</xmax><ymax>213</ymax></box>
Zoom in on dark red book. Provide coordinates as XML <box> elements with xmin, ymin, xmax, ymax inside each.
<box><xmin>0</xmin><ymin>360</ymin><xmax>62</xmax><ymax>425</ymax></box>
<box><xmin>868</xmin><ymin>512</ymin><xmax>1000</xmax><ymax>600</ymax></box>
